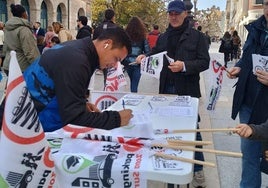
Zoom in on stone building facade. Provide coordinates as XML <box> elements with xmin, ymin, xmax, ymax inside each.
<box><xmin>225</xmin><ymin>0</ymin><xmax>263</xmax><ymax>44</ymax></box>
<box><xmin>0</xmin><ymin>0</ymin><xmax>92</xmax><ymax>37</ymax></box>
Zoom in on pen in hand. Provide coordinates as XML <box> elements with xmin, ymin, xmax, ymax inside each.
<box><xmin>122</xmin><ymin>99</ymin><xmax>125</xmax><ymax>110</ymax></box>
<box><xmin>148</xmin><ymin>101</ymin><xmax>153</xmax><ymax>112</ymax></box>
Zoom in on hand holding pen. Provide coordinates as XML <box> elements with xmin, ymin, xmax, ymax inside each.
<box><xmin>148</xmin><ymin>101</ymin><xmax>153</xmax><ymax>113</ymax></box>
<box><xmin>122</xmin><ymin>99</ymin><xmax>125</xmax><ymax>110</ymax></box>
<box><xmin>119</xmin><ymin>99</ymin><xmax>133</xmax><ymax>126</ymax></box>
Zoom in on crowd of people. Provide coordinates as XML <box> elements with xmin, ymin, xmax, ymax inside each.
<box><xmin>1</xmin><ymin>0</ymin><xmax>268</xmax><ymax>188</ymax></box>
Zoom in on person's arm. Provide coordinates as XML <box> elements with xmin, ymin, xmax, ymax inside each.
<box><xmin>235</xmin><ymin>119</ymin><xmax>268</xmax><ymax>140</ymax></box>
<box><xmin>52</xmin><ymin>51</ymin><xmax>132</xmax><ymax>129</ymax></box>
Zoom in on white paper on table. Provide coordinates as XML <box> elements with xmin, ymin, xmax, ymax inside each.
<box><xmin>252</xmin><ymin>54</ymin><xmax>268</xmax><ymax>74</ymax></box>
<box><xmin>169</xmin><ymin>96</ymin><xmax>192</xmax><ymax>107</ymax></box>
<box><xmin>123</xmin><ymin>99</ymin><xmax>142</xmax><ymax>106</ymax></box>
<box><xmin>123</xmin><ymin>94</ymin><xmax>146</xmax><ymax>99</ymax></box>
<box><xmin>152</xmin><ymin>106</ymin><xmax>194</xmax><ymax>117</ymax></box>
<box><xmin>111</xmin><ymin>111</ymin><xmax>154</xmax><ymax>138</ymax></box>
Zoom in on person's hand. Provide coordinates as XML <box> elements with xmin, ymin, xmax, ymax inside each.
<box><xmin>256</xmin><ymin>70</ymin><xmax>268</xmax><ymax>86</ymax></box>
<box><xmin>168</xmin><ymin>60</ymin><xmax>184</xmax><ymax>72</ymax></box>
<box><xmin>234</xmin><ymin>124</ymin><xmax>253</xmax><ymax>138</ymax></box>
<box><xmin>227</xmin><ymin>67</ymin><xmax>241</xmax><ymax>79</ymax></box>
<box><xmin>86</xmin><ymin>102</ymin><xmax>100</xmax><ymax>112</ymax></box>
<box><xmin>118</xmin><ymin>109</ymin><xmax>133</xmax><ymax>126</ymax></box>
<box><xmin>136</xmin><ymin>54</ymin><xmax>146</xmax><ymax>64</ymax></box>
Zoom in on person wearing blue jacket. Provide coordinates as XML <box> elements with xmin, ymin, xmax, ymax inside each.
<box><xmin>227</xmin><ymin>1</ymin><xmax>268</xmax><ymax>186</ymax></box>
<box><xmin>23</xmin><ymin>27</ymin><xmax>133</xmax><ymax>132</ymax></box>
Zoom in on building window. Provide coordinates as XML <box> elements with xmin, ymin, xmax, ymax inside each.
<box><xmin>0</xmin><ymin>0</ymin><xmax>7</xmax><ymax>22</ymax></box>
<box><xmin>57</xmin><ymin>5</ymin><xmax>62</xmax><ymax>23</ymax></box>
<box><xmin>21</xmin><ymin>0</ymin><xmax>30</xmax><ymax>20</ymax></box>
<box><xmin>255</xmin><ymin>0</ymin><xmax>263</xmax><ymax>4</ymax></box>
<box><xmin>40</xmin><ymin>1</ymin><xmax>47</xmax><ymax>29</ymax></box>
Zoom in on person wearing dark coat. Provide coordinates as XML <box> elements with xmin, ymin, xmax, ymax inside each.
<box><xmin>227</xmin><ymin>7</ymin><xmax>268</xmax><ymax>186</ymax></box>
<box><xmin>21</xmin><ymin>27</ymin><xmax>133</xmax><ymax>132</ymax></box>
<box><xmin>136</xmin><ymin>1</ymin><xmax>209</xmax><ymax>187</ymax></box>
<box><xmin>33</xmin><ymin>21</ymin><xmax>45</xmax><ymax>37</ymax></box>
<box><xmin>92</xmin><ymin>9</ymin><xmax>117</xmax><ymax>40</ymax></box>
<box><xmin>76</xmin><ymin>16</ymin><xmax>92</xmax><ymax>39</ymax></box>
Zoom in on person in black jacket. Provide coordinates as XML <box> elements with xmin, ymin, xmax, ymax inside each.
<box><xmin>76</xmin><ymin>16</ymin><xmax>92</xmax><ymax>39</ymax></box>
<box><xmin>33</xmin><ymin>21</ymin><xmax>46</xmax><ymax>37</ymax></box>
<box><xmin>92</xmin><ymin>9</ymin><xmax>117</xmax><ymax>75</ymax></box>
<box><xmin>92</xmin><ymin>9</ymin><xmax>117</xmax><ymax>40</ymax></box>
<box><xmin>22</xmin><ymin>27</ymin><xmax>133</xmax><ymax>132</ymax></box>
<box><xmin>137</xmin><ymin>1</ymin><xmax>209</xmax><ymax>187</ymax></box>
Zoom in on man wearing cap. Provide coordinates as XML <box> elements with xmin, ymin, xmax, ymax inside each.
<box><xmin>76</xmin><ymin>16</ymin><xmax>92</xmax><ymax>39</ymax></box>
<box><xmin>137</xmin><ymin>0</ymin><xmax>209</xmax><ymax>187</ymax></box>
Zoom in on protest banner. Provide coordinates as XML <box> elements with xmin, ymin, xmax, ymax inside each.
<box><xmin>207</xmin><ymin>53</ymin><xmax>225</xmax><ymax>111</ymax></box>
<box><xmin>105</xmin><ymin>62</ymin><xmax>127</xmax><ymax>91</ymax></box>
<box><xmin>0</xmin><ymin>51</ymin><xmax>57</xmax><ymax>188</ymax></box>
<box><xmin>90</xmin><ymin>90</ymin><xmax>130</xmax><ymax>111</ymax></box>
<box><xmin>140</xmin><ymin>51</ymin><xmax>167</xmax><ymax>79</ymax></box>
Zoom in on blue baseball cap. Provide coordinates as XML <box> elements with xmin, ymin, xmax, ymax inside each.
<box><xmin>167</xmin><ymin>0</ymin><xmax>186</xmax><ymax>13</ymax></box>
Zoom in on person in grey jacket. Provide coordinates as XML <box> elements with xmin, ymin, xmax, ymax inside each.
<box><xmin>2</xmin><ymin>4</ymin><xmax>40</xmax><ymax>74</ymax></box>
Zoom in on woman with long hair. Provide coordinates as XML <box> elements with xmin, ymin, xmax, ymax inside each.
<box><xmin>122</xmin><ymin>16</ymin><xmax>150</xmax><ymax>92</ymax></box>
<box><xmin>232</xmin><ymin>30</ymin><xmax>241</xmax><ymax>63</ymax></box>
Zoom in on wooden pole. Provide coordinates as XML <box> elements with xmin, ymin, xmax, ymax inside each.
<box><xmin>167</xmin><ymin>140</ymin><xmax>212</xmax><ymax>146</ymax></box>
<box><xmin>153</xmin><ymin>144</ymin><xmax>242</xmax><ymax>158</ymax></box>
<box><xmin>155</xmin><ymin>128</ymin><xmax>238</xmax><ymax>134</ymax></box>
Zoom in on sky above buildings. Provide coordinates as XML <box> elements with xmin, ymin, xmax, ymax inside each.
<box><xmin>197</xmin><ymin>0</ymin><xmax>226</xmax><ymax>10</ymax></box>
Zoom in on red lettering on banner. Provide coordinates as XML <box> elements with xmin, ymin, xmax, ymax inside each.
<box><xmin>105</xmin><ymin>75</ymin><xmax>119</xmax><ymax>91</ymax></box>
<box><xmin>63</xmin><ymin>125</ymin><xmax>94</xmax><ymax>138</ymax></box>
<box><xmin>134</xmin><ymin>154</ymin><xmax>142</xmax><ymax>169</ymax></box>
<box><xmin>133</xmin><ymin>172</ymin><xmax>140</xmax><ymax>188</ymax></box>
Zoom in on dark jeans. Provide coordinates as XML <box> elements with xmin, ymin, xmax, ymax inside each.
<box><xmin>126</xmin><ymin>65</ymin><xmax>141</xmax><ymax>93</ymax></box>
<box><xmin>233</xmin><ymin>45</ymin><xmax>239</xmax><ymax>59</ymax></box>
<box><xmin>239</xmin><ymin>105</ymin><xmax>262</xmax><ymax>188</ymax></box>
<box><xmin>224</xmin><ymin>52</ymin><xmax>233</xmax><ymax>66</ymax></box>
